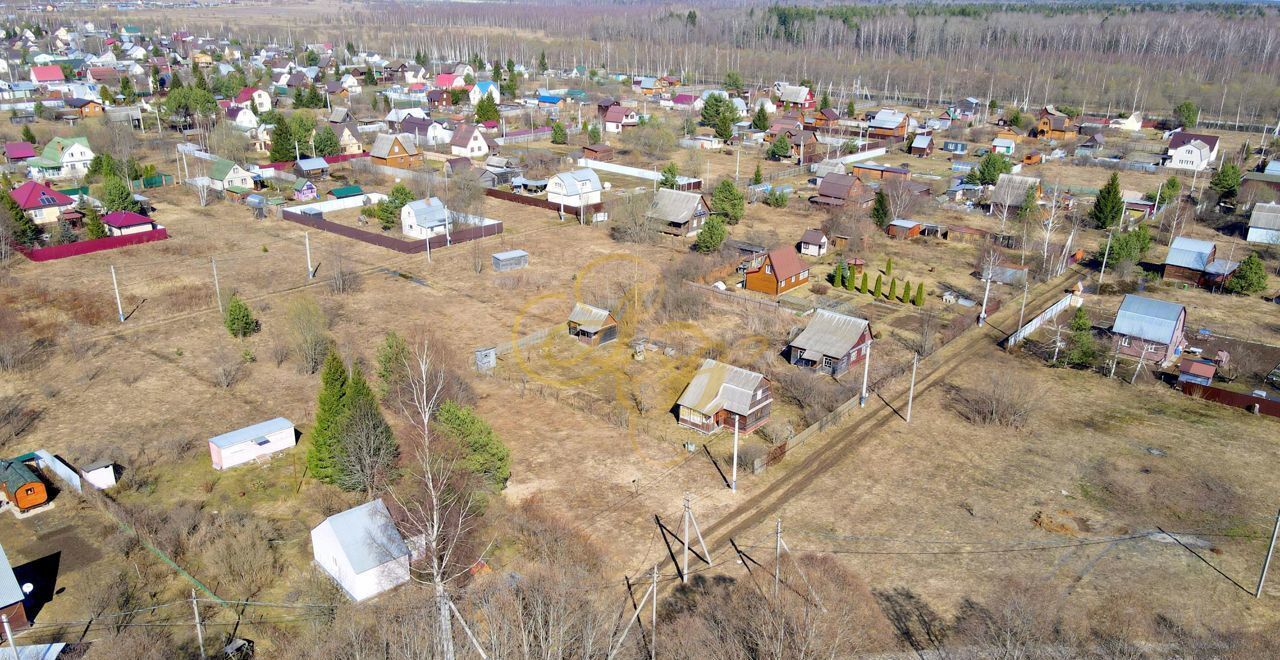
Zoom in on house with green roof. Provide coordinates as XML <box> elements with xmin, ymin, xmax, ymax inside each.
<box><xmin>209</xmin><ymin>159</ymin><xmax>254</xmax><ymax>192</ymax></box>
<box><xmin>26</xmin><ymin>136</ymin><xmax>94</xmax><ymax>182</ymax></box>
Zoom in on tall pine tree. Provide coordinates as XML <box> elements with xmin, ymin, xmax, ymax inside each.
<box><xmin>308</xmin><ymin>350</ymin><xmax>348</xmax><ymax>484</ymax></box>
<box><xmin>1090</xmin><ymin>172</ymin><xmax>1124</xmax><ymax>229</ymax></box>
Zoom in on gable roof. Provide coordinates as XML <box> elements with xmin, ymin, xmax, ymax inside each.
<box><xmin>760</xmin><ymin>247</ymin><xmax>807</xmax><ymax>281</ymax></box>
<box><xmin>992</xmin><ymin>173</ymin><xmax>1039</xmax><ymax>204</ymax></box>
<box><xmin>779</xmin><ymin>85</ymin><xmax>810</xmax><ymax>104</ymax></box>
<box><xmin>1113</xmin><ymin>294</ymin><xmax>1184</xmax><ymax>344</ymax></box>
<box><xmin>869</xmin><ymin>108</ymin><xmax>907</xmax><ymax>130</ymax></box>
<box><xmin>403</xmin><ymin>197</ymin><xmax>448</xmax><ymax>227</ymax></box>
<box><xmin>296</xmin><ymin>157</ymin><xmax>329</xmax><ymax>172</ymax></box>
<box><xmin>209</xmin><ymin>417</ymin><xmax>293</xmax><ymax>449</ymax></box>
<box><xmin>11</xmin><ymin>180</ymin><xmax>74</xmax><ymax>210</ymax></box>
<box><xmin>1250</xmin><ymin>202</ymin><xmax>1280</xmax><ymax>231</ymax></box>
<box><xmin>31</xmin><ymin>65</ymin><xmax>64</xmax><ymax>82</ymax></box>
<box><xmin>789</xmin><ymin>309</ymin><xmax>869</xmax><ymax>360</ymax></box>
<box><xmin>3</xmin><ymin>141</ymin><xmax>36</xmax><ymax>160</ymax></box>
<box><xmin>815</xmin><ymin>173</ymin><xmax>856</xmax><ymax>200</ymax></box>
<box><xmin>677</xmin><ymin>359</ymin><xmax>766</xmax><ymax>416</ymax></box>
<box><xmin>799</xmin><ymin>228</ymin><xmax>826</xmax><ymax>245</ymax></box>
<box><xmin>646</xmin><ymin>188</ymin><xmax>706</xmax><ymax>223</ymax></box>
<box><xmin>551</xmin><ymin>169</ymin><xmax>601</xmax><ymax>196</ymax></box>
<box><xmin>317</xmin><ymin>499</ymin><xmax>410</xmax><ymax>574</ymax></box>
<box><xmin>449</xmin><ymin>124</ymin><xmax>483</xmax><ymax>148</ymax></box>
<box><xmin>210</xmin><ymin>159</ymin><xmax>244</xmax><ymax>181</ymax></box>
<box><xmin>101</xmin><ymin>211</ymin><xmax>153</xmax><ymax>228</ymax></box>
<box><xmin>1164</xmin><ymin>236</ymin><xmax>1215</xmax><ymax>270</ymax></box>
<box><xmin>1169</xmin><ymin>131</ymin><xmax>1219</xmax><ymax>153</ymax></box>
<box><xmin>0</xmin><ymin>542</ymin><xmax>23</xmax><ymax>607</ymax></box>
<box><xmin>371</xmin><ymin>133</ymin><xmax>418</xmax><ymax>158</ymax></box>
<box><xmin>567</xmin><ymin>302</ymin><xmax>613</xmax><ymax>332</ymax></box>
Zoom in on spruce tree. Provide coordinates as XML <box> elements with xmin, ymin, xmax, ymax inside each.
<box><xmin>475</xmin><ymin>95</ymin><xmax>499</xmax><ymax>124</ymax></box>
<box><xmin>223</xmin><ymin>295</ymin><xmax>259</xmax><ymax>337</ymax></box>
<box><xmin>693</xmin><ymin>217</ymin><xmax>726</xmax><ymax>253</ymax></box>
<box><xmin>659</xmin><ymin>162</ymin><xmax>679</xmax><ymax>189</ymax></box>
<box><xmin>20</xmin><ymin>125</ymin><xmax>35</xmax><ymax>144</ymax></box>
<box><xmin>83</xmin><ymin>206</ymin><xmax>107</xmax><ymax>239</ymax></box>
<box><xmin>269</xmin><ymin>119</ymin><xmax>296</xmax><ymax>163</ymax></box>
<box><xmin>436</xmin><ymin>401</ymin><xmax>510</xmax><ymax>489</ymax></box>
<box><xmin>888</xmin><ymin>278</ymin><xmax>898</xmax><ymax>300</ymax></box>
<box><xmin>710</xmin><ymin>179</ymin><xmax>744</xmax><ymax>224</ymax></box>
<box><xmin>1089</xmin><ymin>172</ymin><xmax>1124</xmax><ymax>229</ymax></box>
<box><xmin>308</xmin><ymin>350</ymin><xmax>349</xmax><ymax>484</ymax></box>
<box><xmin>767</xmin><ymin>134</ymin><xmax>791</xmax><ymax>160</ymax></box>
<box><xmin>550</xmin><ymin>122</ymin><xmax>567</xmax><ymax>144</ymax></box>
<box><xmin>842</xmin><ymin>264</ymin><xmax>854</xmax><ymax>291</ymax></box>
<box><xmin>751</xmin><ymin>163</ymin><xmax>763</xmax><ymax>185</ymax></box>
<box><xmin>870</xmin><ymin>189</ymin><xmax>891</xmax><ymax>227</ymax></box>
<box><xmin>750</xmin><ymin>105</ymin><xmax>769</xmax><ymax>131</ymax></box>
<box><xmin>886</xmin><ymin>258</ymin><xmax>894</xmax><ymax>278</ymax></box>
<box><xmin>1225</xmin><ymin>253</ymin><xmax>1267</xmax><ymax>294</ymax></box>
<box><xmin>899</xmin><ymin>280</ymin><xmax>909</xmax><ymax>302</ymax></box>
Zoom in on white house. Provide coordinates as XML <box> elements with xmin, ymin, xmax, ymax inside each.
<box><xmin>1109</xmin><ymin>112</ymin><xmax>1143</xmax><ymax>132</ymax></box>
<box><xmin>547</xmin><ymin>169</ymin><xmax>603</xmax><ymax>208</ymax></box>
<box><xmin>1247</xmin><ymin>202</ymin><xmax>1280</xmax><ymax>245</ymax></box>
<box><xmin>991</xmin><ymin>137</ymin><xmax>1016</xmax><ymax>156</ymax></box>
<box><xmin>338</xmin><ymin>73</ymin><xmax>363</xmax><ymax>95</ymax></box>
<box><xmin>311</xmin><ymin>499</ymin><xmax>412</xmax><ymax>601</ymax></box>
<box><xmin>207</xmin><ymin>417</ymin><xmax>296</xmax><ymax>471</ymax></box>
<box><xmin>27</xmin><ymin>136</ymin><xmax>94</xmax><ymax>182</ymax></box>
<box><xmin>798</xmin><ymin>228</ymin><xmax>828</xmax><ymax>257</ymax></box>
<box><xmin>210</xmin><ymin>159</ymin><xmax>255</xmax><ymax>191</ymax></box>
<box><xmin>228</xmin><ymin>106</ymin><xmax>258</xmax><ymax>129</ymax></box>
<box><xmin>1166</xmin><ymin>131</ymin><xmax>1220</xmax><ymax>172</ymax></box>
<box><xmin>101</xmin><ymin>211</ymin><xmax>158</xmax><ymax>237</ymax></box>
<box><xmin>468</xmin><ymin>80</ymin><xmax>499</xmax><ymax>106</ymax></box>
<box><xmin>450</xmin><ymin>124</ymin><xmax>491</xmax><ymax>158</ymax></box>
<box><xmin>603</xmin><ymin>105</ymin><xmax>639</xmax><ymax>133</ymax></box>
<box><xmin>401</xmin><ymin>197</ymin><xmax>450</xmax><ymax>239</ymax></box>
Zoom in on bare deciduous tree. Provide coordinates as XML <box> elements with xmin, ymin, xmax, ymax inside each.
<box><xmin>336</xmin><ymin>398</ymin><xmax>399</xmax><ymax>498</ymax></box>
<box><xmin>882</xmin><ymin>178</ymin><xmax>919</xmax><ymax>221</ymax></box>
<box><xmin>211</xmin><ymin>346</ymin><xmax>244</xmax><ymax>388</ymax></box>
<box><xmin>287</xmin><ymin>295</ymin><xmax>330</xmax><ymax>373</ymax></box>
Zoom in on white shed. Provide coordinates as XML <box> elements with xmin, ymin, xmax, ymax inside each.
<box><xmin>310</xmin><ymin>499</ymin><xmax>411</xmax><ymax>601</ymax></box>
<box><xmin>1246</xmin><ymin>202</ymin><xmax>1280</xmax><ymax>245</ymax></box>
<box><xmin>81</xmin><ymin>460</ymin><xmax>117</xmax><ymax>489</ymax></box>
<box><xmin>547</xmin><ymin>169</ymin><xmax>603</xmax><ymax>208</ymax></box>
<box><xmin>207</xmin><ymin>417</ymin><xmax>296</xmax><ymax>471</ymax></box>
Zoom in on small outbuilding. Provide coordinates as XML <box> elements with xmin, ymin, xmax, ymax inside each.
<box><xmin>567</xmin><ymin>303</ymin><xmax>618</xmax><ymax>346</ymax></box>
<box><xmin>1246</xmin><ymin>202</ymin><xmax>1280</xmax><ymax>245</ymax></box>
<box><xmin>886</xmin><ymin>219</ymin><xmax>922</xmax><ymax>240</ymax></box>
<box><xmin>798</xmin><ymin>228</ymin><xmax>828</xmax><ymax>256</ymax></box>
<box><xmin>207</xmin><ymin>417</ymin><xmax>297</xmax><ymax>471</ymax></box>
<box><xmin>1177</xmin><ymin>359</ymin><xmax>1216</xmax><ymax>387</ymax></box>
<box><xmin>82</xmin><ymin>460</ymin><xmax>118</xmax><ymax>489</ymax></box>
<box><xmin>0</xmin><ymin>458</ymin><xmax>47</xmax><ymax>512</ymax></box>
<box><xmin>101</xmin><ymin>211</ymin><xmax>158</xmax><ymax>236</ymax></box>
<box><xmin>310</xmin><ymin>499</ymin><xmax>412</xmax><ymax>601</ymax></box>
<box><xmin>491</xmin><ymin>249</ymin><xmax>529</xmax><ymax>272</ymax></box>
<box><xmin>295</xmin><ymin>157</ymin><xmax>330</xmax><ymax>179</ymax></box>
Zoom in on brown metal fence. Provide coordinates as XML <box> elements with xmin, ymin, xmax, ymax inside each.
<box><xmin>483</xmin><ymin>188</ymin><xmax>605</xmax><ymax>218</ymax></box>
<box><xmin>281</xmin><ymin>209</ymin><xmax>503</xmax><ymax>253</ymax></box>
<box><xmin>1180</xmin><ymin>383</ymin><xmax>1280</xmax><ymax>418</ymax></box>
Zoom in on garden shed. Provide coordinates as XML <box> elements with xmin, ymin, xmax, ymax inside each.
<box><xmin>491</xmin><ymin>249</ymin><xmax>529</xmax><ymax>272</ymax></box>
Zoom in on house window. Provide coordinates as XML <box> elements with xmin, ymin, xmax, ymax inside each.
<box><xmin>24</xmin><ymin>487</ymin><xmax>34</xmax><ymax>495</ymax></box>
<box><xmin>1119</xmin><ymin>336</ymin><xmax>1130</xmax><ymax>347</ymax></box>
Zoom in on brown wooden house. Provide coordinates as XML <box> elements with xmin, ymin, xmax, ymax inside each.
<box><xmin>1035</xmin><ymin>106</ymin><xmax>1073</xmax><ymax>140</ymax></box>
<box><xmin>370</xmin><ymin>133</ymin><xmax>420</xmax><ymax>169</ymax></box>
<box><xmin>0</xmin><ymin>458</ymin><xmax>47</xmax><ymax>512</ymax></box>
<box><xmin>567</xmin><ymin>303</ymin><xmax>618</xmax><ymax>346</ymax></box>
<box><xmin>676</xmin><ymin>359</ymin><xmax>772</xmax><ymax>434</ymax></box>
<box><xmin>744</xmin><ymin>248</ymin><xmax>810</xmax><ymax>297</ymax></box>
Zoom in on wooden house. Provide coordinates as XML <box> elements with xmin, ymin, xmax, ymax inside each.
<box><xmin>744</xmin><ymin>248</ymin><xmax>810</xmax><ymax>297</ymax></box>
<box><xmin>909</xmin><ymin>133</ymin><xmax>933</xmax><ymax>157</ymax></box>
<box><xmin>293</xmin><ymin>178</ymin><xmax>318</xmax><ymax>201</ymax></box>
<box><xmin>886</xmin><ymin>219</ymin><xmax>923</xmax><ymax>240</ymax></box>
<box><xmin>1110</xmin><ymin>295</ymin><xmax>1187</xmax><ymax>366</ymax></box>
<box><xmin>786</xmin><ymin>309</ymin><xmax>872</xmax><ymax>377</ymax></box>
<box><xmin>1035</xmin><ymin>106</ymin><xmax>1073</xmax><ymax>140</ymax></box>
<box><xmin>583</xmin><ymin>144</ymin><xmax>614</xmax><ymax>162</ymax></box>
<box><xmin>0</xmin><ymin>458</ymin><xmax>48</xmax><ymax>511</ymax></box>
<box><xmin>370</xmin><ymin>133</ymin><xmax>420</xmax><ymax>169</ymax></box>
<box><xmin>647</xmin><ymin>188</ymin><xmax>709</xmax><ymax>236</ymax></box>
<box><xmin>1162</xmin><ymin>236</ymin><xmax>1238</xmax><ymax>288</ymax></box>
<box><xmin>868</xmin><ymin>109</ymin><xmax>912</xmax><ymax>141</ymax></box>
<box><xmin>676</xmin><ymin>359</ymin><xmax>772</xmax><ymax>434</ymax></box>
<box><xmin>567</xmin><ymin>303</ymin><xmax>618</xmax><ymax>346</ymax></box>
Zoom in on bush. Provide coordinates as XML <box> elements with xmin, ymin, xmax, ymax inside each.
<box><xmin>693</xmin><ymin>217</ymin><xmax>726</xmax><ymax>253</ymax></box>
<box><xmin>223</xmin><ymin>296</ymin><xmax>259</xmax><ymax>338</ymax></box>
<box><xmin>951</xmin><ymin>372</ymin><xmax>1038</xmax><ymax>429</ymax></box>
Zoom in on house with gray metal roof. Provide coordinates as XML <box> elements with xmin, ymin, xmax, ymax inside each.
<box><xmin>646</xmin><ymin>188</ymin><xmax>709</xmax><ymax>236</ymax></box>
<box><xmin>0</xmin><ymin>542</ymin><xmax>29</xmax><ymax>636</ymax></box>
<box><xmin>310</xmin><ymin>499</ymin><xmax>412</xmax><ymax>601</ymax></box>
<box><xmin>400</xmin><ymin>197</ymin><xmax>450</xmax><ymax>239</ymax></box>
<box><xmin>676</xmin><ymin>359</ymin><xmax>772</xmax><ymax>434</ymax></box>
<box><xmin>207</xmin><ymin>418</ymin><xmax>296</xmax><ymax>471</ymax></box>
<box><xmin>1162</xmin><ymin>236</ymin><xmax>1237</xmax><ymax>287</ymax></box>
<box><xmin>787</xmin><ymin>309</ymin><xmax>872</xmax><ymax>377</ymax></box>
<box><xmin>547</xmin><ymin>169</ymin><xmax>602</xmax><ymax>208</ymax></box>
<box><xmin>1247</xmin><ymin>202</ymin><xmax>1280</xmax><ymax>245</ymax></box>
<box><xmin>567</xmin><ymin>303</ymin><xmax>617</xmax><ymax>346</ymax></box>
<box><xmin>1111</xmin><ymin>294</ymin><xmax>1187</xmax><ymax>365</ymax></box>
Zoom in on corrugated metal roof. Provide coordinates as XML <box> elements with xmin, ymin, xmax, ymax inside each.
<box><xmin>789</xmin><ymin>309</ymin><xmax>869</xmax><ymax>360</ymax></box>
<box><xmin>492</xmin><ymin>249</ymin><xmax>528</xmax><ymax>261</ymax></box>
<box><xmin>1113</xmin><ymin>295</ymin><xmax>1183</xmax><ymax>344</ymax></box>
<box><xmin>404</xmin><ymin>197</ymin><xmax>448</xmax><ymax>228</ymax></box>
<box><xmin>1164</xmin><ymin>236</ymin><xmax>1214</xmax><ymax>270</ymax></box>
<box><xmin>317</xmin><ymin>499</ymin><xmax>409</xmax><ymax>574</ymax></box>
<box><xmin>568</xmin><ymin>303</ymin><xmax>612</xmax><ymax>333</ymax></box>
<box><xmin>1249</xmin><ymin>202</ymin><xmax>1280</xmax><ymax>231</ymax></box>
<box><xmin>0</xmin><ymin>543</ymin><xmax>23</xmax><ymax>606</ymax></box>
<box><xmin>209</xmin><ymin>417</ymin><xmax>294</xmax><ymax>449</ymax></box>
<box><xmin>552</xmin><ymin>169</ymin><xmax>601</xmax><ymax>196</ymax></box>
<box><xmin>646</xmin><ymin>188</ymin><xmax>705</xmax><ymax>223</ymax></box>
<box><xmin>992</xmin><ymin>173</ymin><xmax>1039</xmax><ymax>204</ymax></box>
<box><xmin>869</xmin><ymin>109</ymin><xmax>906</xmax><ymax>129</ymax></box>
<box><xmin>676</xmin><ymin>359</ymin><xmax>766</xmax><ymax>416</ymax></box>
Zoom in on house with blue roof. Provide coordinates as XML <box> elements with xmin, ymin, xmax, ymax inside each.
<box><xmin>311</xmin><ymin>499</ymin><xmax>413</xmax><ymax>601</ymax></box>
<box><xmin>1111</xmin><ymin>294</ymin><xmax>1187</xmax><ymax>366</ymax></box>
<box><xmin>469</xmin><ymin>80</ymin><xmax>499</xmax><ymax>106</ymax></box>
<box><xmin>207</xmin><ymin>418</ymin><xmax>296</xmax><ymax>470</ymax></box>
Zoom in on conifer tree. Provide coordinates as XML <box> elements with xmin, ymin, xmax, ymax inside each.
<box><xmin>832</xmin><ymin>264</ymin><xmax>843</xmax><ymax>288</ymax></box>
<box><xmin>859</xmin><ymin>271</ymin><xmax>869</xmax><ymax>294</ymax></box>
<box><xmin>888</xmin><ymin>278</ymin><xmax>898</xmax><ymax>300</ymax></box>
<box><xmin>1089</xmin><ymin>172</ymin><xmax>1124</xmax><ymax>229</ymax></box>
<box><xmin>913</xmin><ymin>282</ymin><xmax>925</xmax><ymax>306</ymax></box>
<box><xmin>308</xmin><ymin>350</ymin><xmax>349</xmax><ymax>484</ymax></box>
<box><xmin>873</xmin><ymin>274</ymin><xmax>883</xmax><ymax>297</ymax></box>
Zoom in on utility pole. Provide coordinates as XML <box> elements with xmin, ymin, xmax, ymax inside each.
<box><xmin>906</xmin><ymin>353</ymin><xmax>919</xmax><ymax>422</ymax></box>
<box><xmin>305</xmin><ymin>231</ymin><xmax>313</xmax><ymax>278</ymax></box>
<box><xmin>1097</xmin><ymin>230</ymin><xmax>1113</xmax><ymax>285</ymax></box>
<box><xmin>650</xmin><ymin>566</ymin><xmax>657</xmax><ymax>660</ymax></box>
<box><xmin>1257</xmin><ymin>508</ymin><xmax>1280</xmax><ymax>598</ymax></box>
<box><xmin>191</xmin><ymin>589</ymin><xmax>206</xmax><ymax>660</ymax></box>
<box><xmin>110</xmin><ymin>265</ymin><xmax>125</xmax><ymax>323</ymax></box>
<box><xmin>730</xmin><ymin>416</ymin><xmax>739</xmax><ymax>492</ymax></box>
<box><xmin>860</xmin><ymin>338</ymin><xmax>872</xmax><ymax>407</ymax></box>
<box><xmin>211</xmin><ymin>257</ymin><xmax>223</xmax><ymax>315</ymax></box>
<box><xmin>3</xmin><ymin>614</ymin><xmax>18</xmax><ymax>659</ymax></box>
<box><xmin>773</xmin><ymin>518</ymin><xmax>782</xmax><ymax>598</ymax></box>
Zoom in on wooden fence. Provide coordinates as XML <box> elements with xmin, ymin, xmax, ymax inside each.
<box><xmin>491</xmin><ymin>324</ymin><xmax>563</xmax><ymax>356</ymax></box>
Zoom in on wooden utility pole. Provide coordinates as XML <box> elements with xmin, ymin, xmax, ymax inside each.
<box><xmin>1258</xmin><ymin>509</ymin><xmax>1280</xmax><ymax>598</ymax></box>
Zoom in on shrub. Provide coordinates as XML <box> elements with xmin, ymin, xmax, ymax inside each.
<box><xmin>223</xmin><ymin>296</ymin><xmax>259</xmax><ymax>338</ymax></box>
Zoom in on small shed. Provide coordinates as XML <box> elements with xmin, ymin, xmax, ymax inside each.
<box><xmin>1177</xmin><ymin>359</ymin><xmax>1216</xmax><ymax>386</ymax></box>
<box><xmin>798</xmin><ymin>228</ymin><xmax>828</xmax><ymax>256</ymax></box>
<box><xmin>81</xmin><ymin>460</ymin><xmax>118</xmax><ymax>489</ymax></box>
<box><xmin>583</xmin><ymin>144</ymin><xmax>615</xmax><ymax>162</ymax></box>
<box><xmin>208</xmin><ymin>418</ymin><xmax>296</xmax><ymax>471</ymax></box>
<box><xmin>328</xmin><ymin>185</ymin><xmax>364</xmax><ymax>199</ymax></box>
<box><xmin>295</xmin><ymin>157</ymin><xmax>330</xmax><ymax>179</ymax></box>
<box><xmin>101</xmin><ymin>211</ymin><xmax>157</xmax><ymax>237</ymax></box>
<box><xmin>567</xmin><ymin>303</ymin><xmax>618</xmax><ymax>346</ymax></box>
<box><xmin>942</xmin><ymin>140</ymin><xmax>967</xmax><ymax>155</ymax></box>
<box><xmin>886</xmin><ymin>219</ymin><xmax>922</xmax><ymax>240</ymax></box>
<box><xmin>491</xmin><ymin>249</ymin><xmax>529</xmax><ymax>272</ymax></box>
<box><xmin>310</xmin><ymin>499</ymin><xmax>412</xmax><ymax>601</ymax></box>
<box><xmin>909</xmin><ymin>134</ymin><xmax>933</xmax><ymax>157</ymax></box>
<box><xmin>0</xmin><ymin>458</ymin><xmax>47</xmax><ymax>512</ymax></box>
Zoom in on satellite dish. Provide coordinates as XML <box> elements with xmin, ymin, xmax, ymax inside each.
<box><xmin>21</xmin><ymin>583</ymin><xmax>33</xmax><ymax>595</ymax></box>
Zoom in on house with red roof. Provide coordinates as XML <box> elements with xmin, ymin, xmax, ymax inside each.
<box><xmin>3</xmin><ymin>141</ymin><xmax>36</xmax><ymax>163</ymax></box>
<box><xmin>744</xmin><ymin>247</ymin><xmax>810</xmax><ymax>296</ymax></box>
<box><xmin>434</xmin><ymin>73</ymin><xmax>464</xmax><ymax>89</ymax></box>
<box><xmin>10</xmin><ymin>180</ymin><xmax>77</xmax><ymax>225</ymax></box>
<box><xmin>234</xmin><ymin>87</ymin><xmax>272</xmax><ymax>113</ymax></box>
<box><xmin>101</xmin><ymin>211</ymin><xmax>157</xmax><ymax>236</ymax></box>
<box><xmin>30</xmin><ymin>65</ymin><xmax>65</xmax><ymax>85</ymax></box>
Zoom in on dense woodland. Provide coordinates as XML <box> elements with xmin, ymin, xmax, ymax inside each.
<box><xmin>69</xmin><ymin>1</ymin><xmax>1280</xmax><ymax>126</ymax></box>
